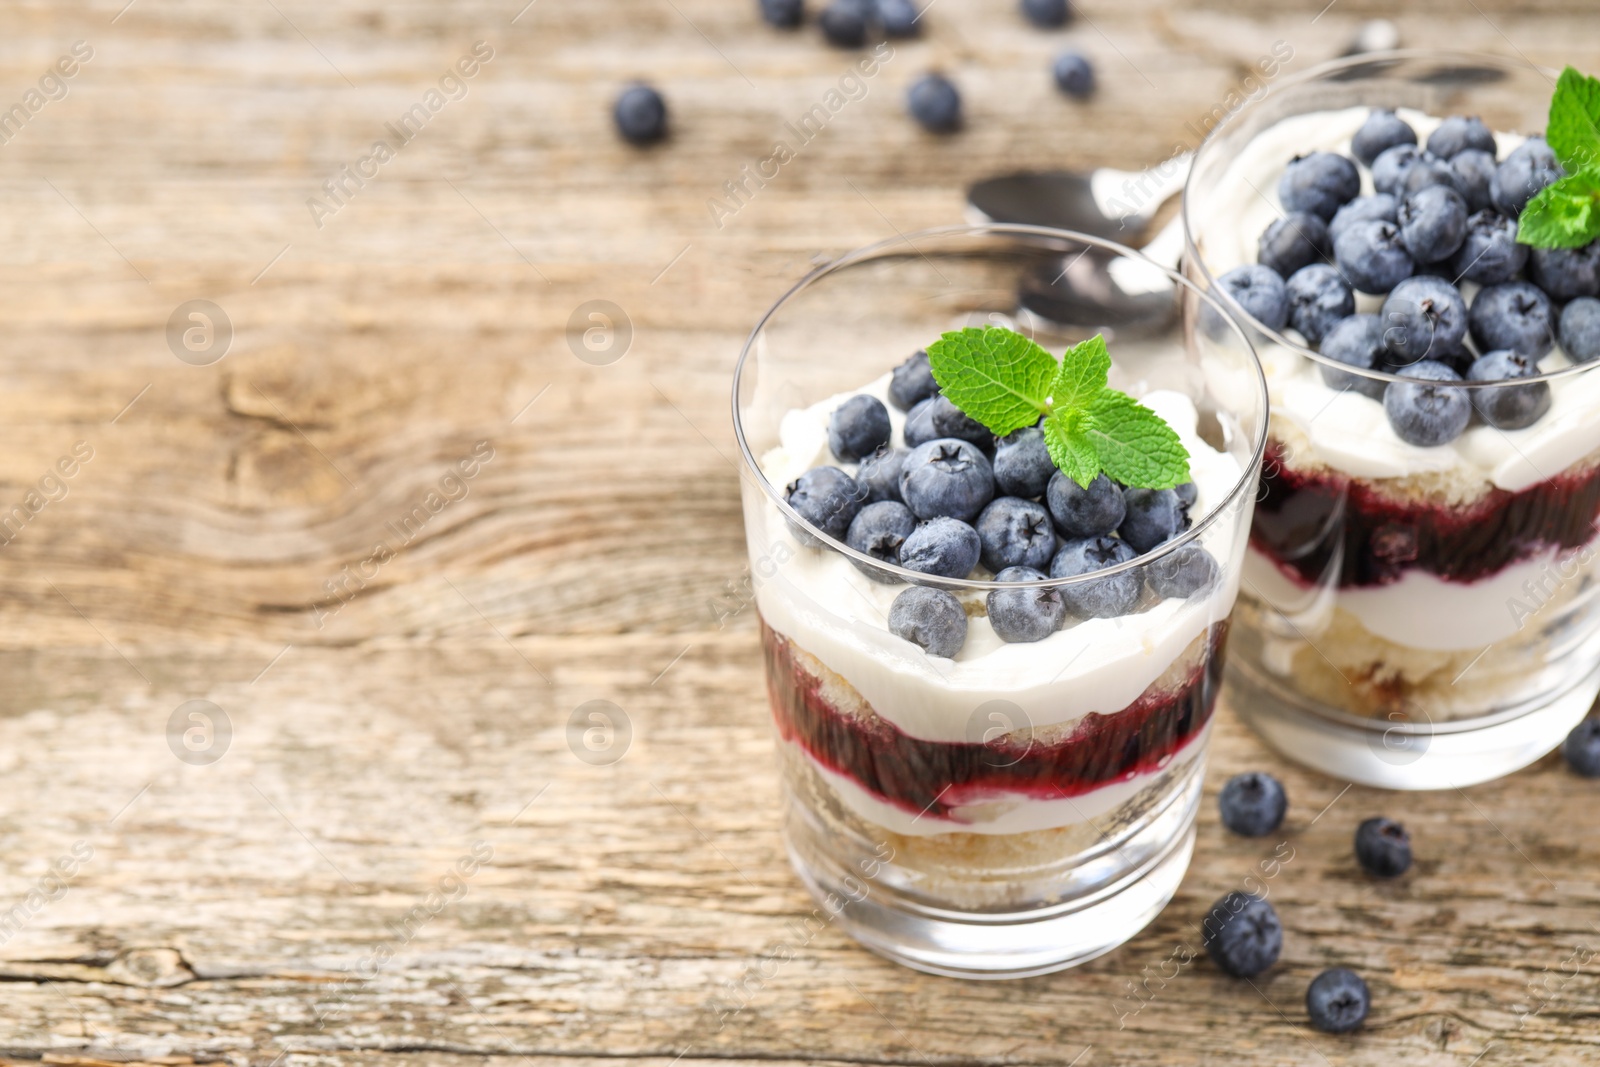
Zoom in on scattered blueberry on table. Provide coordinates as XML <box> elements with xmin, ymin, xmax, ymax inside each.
<box><xmin>1020</xmin><ymin>0</ymin><xmax>1072</xmax><ymax>28</ymax></box>
<box><xmin>1218</xmin><ymin>771</ymin><xmax>1287</xmax><ymax>837</ymax></box>
<box><xmin>819</xmin><ymin>0</ymin><xmax>871</xmax><ymax>46</ymax></box>
<box><xmin>907</xmin><ymin>72</ymin><xmax>962</xmax><ymax>134</ymax></box>
<box><xmin>1052</xmin><ymin>51</ymin><xmax>1095</xmax><ymax>98</ymax></box>
<box><xmin>1203</xmin><ymin>892</ymin><xmax>1283</xmax><ymax>978</ymax></box>
<box><xmin>613</xmin><ymin>83</ymin><xmax>668</xmax><ymax>145</ymax></box>
<box><xmin>1562</xmin><ymin>716</ymin><xmax>1600</xmax><ymax>777</ymax></box>
<box><xmin>758</xmin><ymin>0</ymin><xmax>806</xmax><ymax>29</ymax></box>
<box><xmin>1306</xmin><ymin>968</ymin><xmax>1371</xmax><ymax>1033</ymax></box>
<box><xmin>1354</xmin><ymin>816</ymin><xmax>1413</xmax><ymax>878</ymax></box>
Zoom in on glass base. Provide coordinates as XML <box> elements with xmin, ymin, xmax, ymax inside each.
<box><xmin>1227</xmin><ymin>658</ymin><xmax>1600</xmax><ymax>790</ymax></box>
<box><xmin>780</xmin><ymin>770</ymin><xmax>1201</xmax><ymax>980</ymax></box>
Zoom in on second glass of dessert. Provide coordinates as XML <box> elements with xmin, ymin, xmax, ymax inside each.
<box><xmin>734</xmin><ymin>224</ymin><xmax>1267</xmax><ymax>977</ymax></box>
<box><xmin>1185</xmin><ymin>51</ymin><xmax>1600</xmax><ymax>788</ymax></box>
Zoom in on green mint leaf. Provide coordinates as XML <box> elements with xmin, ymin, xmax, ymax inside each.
<box><xmin>1049</xmin><ymin>334</ymin><xmax>1111</xmax><ymax>413</ymax></box>
<box><xmin>1548</xmin><ymin>66</ymin><xmax>1600</xmax><ymax>172</ymax></box>
<box><xmin>925</xmin><ymin>326</ymin><xmax>1055</xmax><ymax>436</ymax></box>
<box><xmin>1516</xmin><ymin>168</ymin><xmax>1600</xmax><ymax>248</ymax></box>
<box><xmin>1082</xmin><ymin>391</ymin><xmax>1191</xmax><ymax>489</ymax></box>
<box><xmin>1040</xmin><ymin>409</ymin><xmax>1100</xmax><ymax>489</ymax></box>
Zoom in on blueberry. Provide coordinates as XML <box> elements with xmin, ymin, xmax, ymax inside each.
<box><xmin>1450</xmin><ymin>149</ymin><xmax>1497</xmax><ymax>213</ymax></box>
<box><xmin>613</xmin><ymin>84</ymin><xmax>668</xmax><ymax>146</ymax></box>
<box><xmin>986</xmin><ymin>566</ymin><xmax>1067</xmax><ymax>643</ymax></box>
<box><xmin>1560</xmin><ymin>297</ymin><xmax>1600</xmax><ymax>363</ymax></box>
<box><xmin>1258</xmin><ymin>212</ymin><xmax>1330</xmax><ymax>277</ymax></box>
<box><xmin>888</xmin><ymin>349</ymin><xmax>939</xmax><ymax>410</ymax></box>
<box><xmin>1469</xmin><ymin>281</ymin><xmax>1555</xmax><ymax>360</ymax></box>
<box><xmin>1400</xmin><ymin>153</ymin><xmax>1466</xmax><ymax>199</ymax></box>
<box><xmin>1561</xmin><ymin>717</ymin><xmax>1600</xmax><ymax>777</ymax></box>
<box><xmin>1147</xmin><ymin>545</ymin><xmax>1219</xmax><ymax>599</ymax></box>
<box><xmin>1384</xmin><ymin>360</ymin><xmax>1470</xmax><ymax>447</ymax></box>
<box><xmin>758</xmin><ymin>0</ymin><xmax>805</xmax><ymax>28</ymax></box>
<box><xmin>1371</xmin><ymin>143</ymin><xmax>1426</xmax><ymax>197</ymax></box>
<box><xmin>975</xmin><ymin>497</ymin><xmax>1056</xmax><ymax>572</ymax></box>
<box><xmin>1285</xmin><ymin>263</ymin><xmax>1355</xmax><ymax>344</ymax></box>
<box><xmin>875</xmin><ymin>0</ymin><xmax>922</xmax><ymax>37</ymax></box>
<box><xmin>1278</xmin><ymin>152</ymin><xmax>1360</xmax><ymax>220</ymax></box>
<box><xmin>1173</xmin><ymin>480</ymin><xmax>1198</xmax><ymax>511</ymax></box>
<box><xmin>1052</xmin><ymin>50</ymin><xmax>1094</xmax><ymax>97</ymax></box>
<box><xmin>1426</xmin><ymin>115</ymin><xmax>1495</xmax><ymax>160</ymax></box>
<box><xmin>1046</xmin><ymin>471</ymin><xmax>1125</xmax><ymax>538</ymax></box>
<box><xmin>1020</xmin><ymin>0</ymin><xmax>1071</xmax><ymax>27</ymax></box>
<box><xmin>908</xmin><ymin>73</ymin><xmax>961</xmax><ymax>134</ymax></box>
<box><xmin>899</xmin><ymin>439</ymin><xmax>994</xmax><ymax>522</ymax></box>
<box><xmin>1529</xmin><ymin>242</ymin><xmax>1600</xmax><ymax>303</ymax></box>
<box><xmin>1218</xmin><ymin>771</ymin><xmax>1287</xmax><ymax>837</ymax></box>
<box><xmin>856</xmin><ymin>445</ymin><xmax>908</xmax><ymax>503</ymax></box>
<box><xmin>1468</xmin><ymin>350</ymin><xmax>1550</xmax><ymax>430</ymax></box>
<box><xmin>1354</xmin><ymin>816</ymin><xmax>1412</xmax><ymax>877</ymax></box>
<box><xmin>899</xmin><ymin>516</ymin><xmax>981</xmax><ymax>579</ymax></box>
<box><xmin>1050</xmin><ymin>535</ymin><xmax>1141</xmax><ymax>618</ymax></box>
<box><xmin>828</xmin><ymin>394</ymin><xmax>892</xmax><ymax>462</ymax></box>
<box><xmin>1318</xmin><ymin>314</ymin><xmax>1389</xmax><ymax>399</ymax></box>
<box><xmin>903</xmin><ymin>397</ymin><xmax>939</xmax><ymax>447</ymax></box>
<box><xmin>846</xmin><ymin>500</ymin><xmax>916</xmax><ymax>580</ymax></box>
<box><xmin>1307</xmin><ymin>968</ymin><xmax>1371</xmax><ymax>1034</ymax></box>
<box><xmin>1397</xmin><ymin>185</ymin><xmax>1468</xmax><ymax>264</ymax></box>
<box><xmin>1450</xmin><ymin>210</ymin><xmax>1527</xmax><ymax>286</ymax></box>
<box><xmin>819</xmin><ymin>0</ymin><xmax>871</xmax><ymax>46</ymax></box>
<box><xmin>1328</xmin><ymin>194</ymin><xmax>1397</xmax><ymax>245</ymax></box>
<box><xmin>1351</xmin><ymin>108</ymin><xmax>1417</xmax><ymax>167</ymax></box>
<box><xmin>1333</xmin><ymin>220</ymin><xmax>1414</xmax><ymax>296</ymax></box>
<box><xmin>993</xmin><ymin>426</ymin><xmax>1055</xmax><ymax>498</ymax></box>
<box><xmin>1202</xmin><ymin>892</ymin><xmax>1282</xmax><ymax>978</ymax></box>
<box><xmin>1492</xmin><ymin>137</ymin><xmax>1564</xmax><ymax>216</ymax></box>
<box><xmin>888</xmin><ymin>586</ymin><xmax>967</xmax><ymax>658</ymax></box>
<box><xmin>1381</xmin><ymin>277</ymin><xmax>1468</xmax><ymax>366</ymax></box>
<box><xmin>785</xmin><ymin>466</ymin><xmax>865</xmax><ymax>544</ymax></box>
<box><xmin>1216</xmin><ymin>264</ymin><xmax>1289</xmax><ymax>331</ymax></box>
<box><xmin>928</xmin><ymin>395</ymin><xmax>993</xmax><ymax>450</ymax></box>
<box><xmin>1119</xmin><ymin>487</ymin><xmax>1181</xmax><ymax>552</ymax></box>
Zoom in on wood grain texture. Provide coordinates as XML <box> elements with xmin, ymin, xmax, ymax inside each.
<box><xmin>0</xmin><ymin>1</ymin><xmax>1597</xmax><ymax>1065</ymax></box>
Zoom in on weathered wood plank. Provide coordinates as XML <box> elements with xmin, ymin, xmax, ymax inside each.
<box><xmin>0</xmin><ymin>1</ymin><xmax>1596</xmax><ymax>1064</ymax></box>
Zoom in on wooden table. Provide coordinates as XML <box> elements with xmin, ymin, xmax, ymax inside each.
<box><xmin>1</xmin><ymin>2</ymin><xmax>1597</xmax><ymax>1064</ymax></box>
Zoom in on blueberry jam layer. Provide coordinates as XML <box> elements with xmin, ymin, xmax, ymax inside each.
<box><xmin>761</xmin><ymin>621</ymin><xmax>1224</xmax><ymax>821</ymax></box>
<box><xmin>1252</xmin><ymin>441</ymin><xmax>1600</xmax><ymax>589</ymax></box>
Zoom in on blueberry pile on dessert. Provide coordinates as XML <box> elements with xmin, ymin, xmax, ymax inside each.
<box><xmin>1217</xmin><ymin>106</ymin><xmax>1600</xmax><ymax>446</ymax></box>
<box><xmin>784</xmin><ymin>331</ymin><xmax>1215</xmax><ymax>659</ymax></box>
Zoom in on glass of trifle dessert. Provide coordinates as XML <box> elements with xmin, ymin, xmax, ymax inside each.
<box><xmin>733</xmin><ymin>223</ymin><xmax>1267</xmax><ymax>977</ymax></box>
<box><xmin>1185</xmin><ymin>52</ymin><xmax>1600</xmax><ymax>789</ymax></box>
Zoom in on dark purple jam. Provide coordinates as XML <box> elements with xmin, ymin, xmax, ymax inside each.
<box><xmin>761</xmin><ymin>620</ymin><xmax>1223</xmax><ymax>821</ymax></box>
<box><xmin>1251</xmin><ymin>441</ymin><xmax>1600</xmax><ymax>589</ymax></box>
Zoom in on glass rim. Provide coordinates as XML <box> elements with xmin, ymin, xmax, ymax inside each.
<box><xmin>730</xmin><ymin>222</ymin><xmax>1270</xmax><ymax>592</ymax></box>
<box><xmin>1180</xmin><ymin>47</ymin><xmax>1594</xmax><ymax>390</ymax></box>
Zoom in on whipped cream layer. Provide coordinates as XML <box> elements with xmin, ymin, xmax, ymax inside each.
<box><xmin>1193</xmin><ymin>107</ymin><xmax>1600</xmax><ymax>495</ymax></box>
<box><xmin>754</xmin><ymin>374</ymin><xmax>1247</xmax><ymax>744</ymax></box>
<box><xmin>1243</xmin><ymin>540</ymin><xmax>1596</xmax><ymax>651</ymax></box>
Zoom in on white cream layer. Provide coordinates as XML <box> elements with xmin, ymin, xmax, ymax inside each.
<box><xmin>755</xmin><ymin>374</ymin><xmax>1246</xmax><ymax>744</ymax></box>
<box><xmin>1194</xmin><ymin>106</ymin><xmax>1600</xmax><ymax>494</ymax></box>
<box><xmin>795</xmin><ymin>722</ymin><xmax>1210</xmax><ymax>836</ymax></box>
<box><xmin>1242</xmin><ymin>541</ymin><xmax>1586</xmax><ymax>651</ymax></box>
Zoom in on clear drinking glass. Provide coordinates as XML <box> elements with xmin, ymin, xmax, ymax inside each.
<box><xmin>1184</xmin><ymin>51</ymin><xmax>1600</xmax><ymax>789</ymax></box>
<box><xmin>732</xmin><ymin>224</ymin><xmax>1267</xmax><ymax>978</ymax></box>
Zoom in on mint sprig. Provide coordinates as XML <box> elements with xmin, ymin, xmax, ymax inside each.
<box><xmin>1519</xmin><ymin>66</ymin><xmax>1600</xmax><ymax>248</ymax></box>
<box><xmin>925</xmin><ymin>326</ymin><xmax>1191</xmax><ymax>490</ymax></box>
